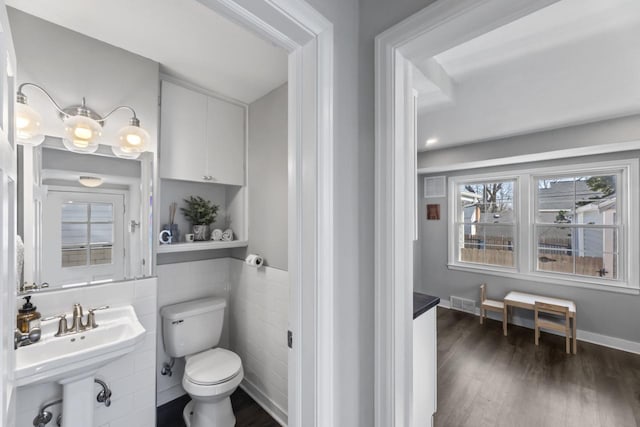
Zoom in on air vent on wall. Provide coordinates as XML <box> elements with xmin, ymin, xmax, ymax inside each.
<box><xmin>424</xmin><ymin>176</ymin><xmax>446</xmax><ymax>198</ymax></box>
<box><xmin>450</xmin><ymin>296</ymin><xmax>476</xmax><ymax>314</ymax></box>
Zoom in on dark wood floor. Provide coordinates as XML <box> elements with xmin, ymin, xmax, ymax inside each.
<box><xmin>436</xmin><ymin>307</ymin><xmax>640</xmax><ymax>427</ymax></box>
<box><xmin>157</xmin><ymin>387</ymin><xmax>279</xmax><ymax>427</ymax></box>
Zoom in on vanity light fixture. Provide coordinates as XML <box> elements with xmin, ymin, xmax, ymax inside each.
<box><xmin>78</xmin><ymin>176</ymin><xmax>104</xmax><ymax>188</ymax></box>
<box><xmin>15</xmin><ymin>83</ymin><xmax>150</xmax><ymax>158</ymax></box>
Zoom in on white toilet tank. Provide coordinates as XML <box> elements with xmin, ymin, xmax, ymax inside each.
<box><xmin>160</xmin><ymin>297</ymin><xmax>226</xmax><ymax>357</ymax></box>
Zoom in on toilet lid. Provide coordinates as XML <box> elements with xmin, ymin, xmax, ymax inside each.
<box><xmin>185</xmin><ymin>348</ymin><xmax>242</xmax><ymax>386</ymax></box>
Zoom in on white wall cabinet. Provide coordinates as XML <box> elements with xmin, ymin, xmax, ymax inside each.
<box><xmin>160</xmin><ymin>80</ymin><xmax>245</xmax><ymax>186</ymax></box>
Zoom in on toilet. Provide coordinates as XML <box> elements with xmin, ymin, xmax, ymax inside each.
<box><xmin>161</xmin><ymin>297</ymin><xmax>243</xmax><ymax>427</ymax></box>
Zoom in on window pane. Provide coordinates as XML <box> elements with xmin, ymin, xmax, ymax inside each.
<box><xmin>575</xmin><ymin>175</ymin><xmax>617</xmax><ymax>224</ymax></box>
<box><xmin>536</xmin><ymin>249</ymin><xmax>574</xmax><ymax>274</ymax></box>
<box><xmin>90</xmin><ymin>246</ymin><xmax>112</xmax><ymax>265</ymax></box>
<box><xmin>484</xmin><ymin>225</ymin><xmax>515</xmax><ymax>267</ymax></box>
<box><xmin>459</xmin><ymin>225</ymin><xmax>515</xmax><ymax>267</ymax></box>
<box><xmin>536</xmin><ymin>178</ymin><xmax>575</xmax><ymax>223</ymax></box>
<box><xmin>478</xmin><ymin>202</ymin><xmax>514</xmax><ymax>223</ymax></box>
<box><xmin>576</xmin><ymin>228</ymin><xmax>618</xmax><ymax>279</ymax></box>
<box><xmin>61</xmin><ymin>223</ymin><xmax>88</xmax><ymax>245</ymax></box>
<box><xmin>459</xmin><ymin>185</ymin><xmax>482</xmax><ymax>223</ymax></box>
<box><xmin>62</xmin><ymin>248</ymin><xmax>87</xmax><ymax>267</ymax></box>
<box><xmin>536</xmin><ymin>225</ymin><xmax>573</xmax><ymax>273</ymax></box>
<box><xmin>62</xmin><ymin>203</ymin><xmax>88</xmax><ymax>222</ymax></box>
<box><xmin>91</xmin><ymin>203</ymin><xmax>113</xmax><ymax>222</ymax></box>
<box><xmin>536</xmin><ymin>226</ymin><xmax>619</xmax><ymax>279</ymax></box>
<box><xmin>90</xmin><ymin>223</ymin><xmax>113</xmax><ymax>244</ymax></box>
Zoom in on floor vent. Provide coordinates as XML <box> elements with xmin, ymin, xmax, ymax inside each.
<box><xmin>450</xmin><ymin>296</ymin><xmax>476</xmax><ymax>314</ymax></box>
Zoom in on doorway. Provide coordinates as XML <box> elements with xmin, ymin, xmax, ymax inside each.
<box><xmin>374</xmin><ymin>0</ymin><xmax>567</xmax><ymax>425</ymax></box>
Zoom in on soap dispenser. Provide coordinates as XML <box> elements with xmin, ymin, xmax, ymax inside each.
<box><xmin>17</xmin><ymin>296</ymin><xmax>41</xmax><ymax>333</ymax></box>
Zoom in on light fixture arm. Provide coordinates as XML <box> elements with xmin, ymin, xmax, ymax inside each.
<box><xmin>99</xmin><ymin>105</ymin><xmax>140</xmax><ymax>126</ymax></box>
<box><xmin>17</xmin><ymin>82</ymin><xmax>67</xmax><ymax>116</ymax></box>
<box><xmin>15</xmin><ymin>81</ymin><xmax>148</xmax><ymax>156</ymax></box>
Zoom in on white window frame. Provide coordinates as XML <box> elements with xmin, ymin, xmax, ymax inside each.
<box><xmin>450</xmin><ymin>174</ymin><xmax>520</xmax><ymax>273</ymax></box>
<box><xmin>448</xmin><ymin>159</ymin><xmax>640</xmax><ymax>294</ymax></box>
<box><xmin>42</xmin><ymin>189</ymin><xmax>126</xmax><ymax>287</ymax></box>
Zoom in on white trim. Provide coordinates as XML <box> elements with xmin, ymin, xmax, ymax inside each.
<box><xmin>447</xmin><ymin>158</ymin><xmax>639</xmax><ymax>292</ymax></box>
<box><xmin>239</xmin><ymin>380</ymin><xmax>288</xmax><ymax>426</ymax></box>
<box><xmin>156</xmin><ymin>384</ymin><xmax>186</xmax><ymax>407</ymax></box>
<box><xmin>438</xmin><ymin>301</ymin><xmax>640</xmax><ymax>355</ymax></box>
<box><xmin>417</xmin><ymin>140</ymin><xmax>640</xmax><ymax>174</ymax></box>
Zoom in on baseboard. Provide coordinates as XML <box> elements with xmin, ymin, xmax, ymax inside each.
<box><xmin>157</xmin><ymin>384</ymin><xmax>186</xmax><ymax>407</ymax></box>
<box><xmin>438</xmin><ymin>299</ymin><xmax>640</xmax><ymax>355</ymax></box>
<box><xmin>239</xmin><ymin>379</ymin><xmax>288</xmax><ymax>426</ymax></box>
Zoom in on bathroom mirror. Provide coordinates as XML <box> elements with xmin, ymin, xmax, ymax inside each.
<box><xmin>18</xmin><ymin>137</ymin><xmax>154</xmax><ymax>293</ymax></box>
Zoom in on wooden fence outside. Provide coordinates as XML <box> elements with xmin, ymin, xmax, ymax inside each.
<box><xmin>460</xmin><ymin>248</ymin><xmax>607</xmax><ymax>278</ymax></box>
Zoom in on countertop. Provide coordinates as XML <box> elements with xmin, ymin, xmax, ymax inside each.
<box><xmin>413</xmin><ymin>292</ymin><xmax>440</xmax><ymax>319</ymax></box>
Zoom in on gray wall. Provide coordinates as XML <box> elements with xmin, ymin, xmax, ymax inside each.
<box><xmin>418</xmin><ymin>113</ymin><xmax>640</xmax><ymax>170</ymax></box>
<box><xmin>8</xmin><ymin>8</ymin><xmax>159</xmax><ymax>152</ymax></box>
<box><xmin>355</xmin><ymin>1</ymin><xmax>437</xmax><ymax>425</ymax></box>
<box><xmin>231</xmin><ymin>84</ymin><xmax>288</xmax><ymax>270</ymax></box>
<box><xmin>416</xmin><ymin>119</ymin><xmax>640</xmax><ymax>343</ymax></box>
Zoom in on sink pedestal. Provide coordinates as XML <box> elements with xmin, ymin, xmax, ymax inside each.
<box><xmin>59</xmin><ymin>374</ymin><xmax>96</xmax><ymax>427</ymax></box>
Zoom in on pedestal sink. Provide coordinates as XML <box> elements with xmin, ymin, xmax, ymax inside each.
<box><xmin>15</xmin><ymin>305</ymin><xmax>146</xmax><ymax>427</ymax></box>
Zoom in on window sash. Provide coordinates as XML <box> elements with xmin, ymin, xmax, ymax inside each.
<box><xmin>61</xmin><ymin>202</ymin><xmax>114</xmax><ymax>268</ymax></box>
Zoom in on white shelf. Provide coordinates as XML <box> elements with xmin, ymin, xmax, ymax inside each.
<box><xmin>157</xmin><ymin>240</ymin><xmax>248</xmax><ymax>253</ymax></box>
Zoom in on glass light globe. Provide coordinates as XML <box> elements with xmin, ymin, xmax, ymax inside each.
<box><xmin>111</xmin><ymin>144</ymin><xmax>141</xmax><ymax>160</ymax></box>
<box><xmin>63</xmin><ymin>114</ymin><xmax>102</xmax><ymax>151</ymax></box>
<box><xmin>116</xmin><ymin>124</ymin><xmax>149</xmax><ymax>153</ymax></box>
<box><xmin>15</xmin><ymin>102</ymin><xmax>44</xmax><ymax>146</ymax></box>
<box><xmin>62</xmin><ymin>138</ymin><xmax>99</xmax><ymax>154</ymax></box>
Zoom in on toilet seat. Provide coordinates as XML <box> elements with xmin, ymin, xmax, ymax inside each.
<box><xmin>185</xmin><ymin>348</ymin><xmax>242</xmax><ymax>386</ymax></box>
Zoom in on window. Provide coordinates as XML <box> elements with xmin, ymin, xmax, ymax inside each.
<box><xmin>455</xmin><ymin>180</ymin><xmax>516</xmax><ymax>268</ymax></box>
<box><xmin>534</xmin><ymin>174</ymin><xmax>620</xmax><ymax>280</ymax></box>
<box><xmin>61</xmin><ymin>202</ymin><xmax>114</xmax><ymax>268</ymax></box>
<box><xmin>42</xmin><ymin>190</ymin><xmax>125</xmax><ymax>286</ymax></box>
<box><xmin>448</xmin><ymin>159</ymin><xmax>639</xmax><ymax>292</ymax></box>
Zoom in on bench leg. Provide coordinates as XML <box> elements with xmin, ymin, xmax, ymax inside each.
<box><xmin>572</xmin><ymin>314</ymin><xmax>577</xmax><ymax>354</ymax></box>
<box><xmin>503</xmin><ymin>305</ymin><xmax>508</xmax><ymax>336</ymax></box>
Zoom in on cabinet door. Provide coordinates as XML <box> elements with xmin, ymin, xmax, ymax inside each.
<box><xmin>205</xmin><ymin>96</ymin><xmax>245</xmax><ymax>186</ymax></box>
<box><xmin>160</xmin><ymin>81</ymin><xmax>208</xmax><ymax>182</ymax></box>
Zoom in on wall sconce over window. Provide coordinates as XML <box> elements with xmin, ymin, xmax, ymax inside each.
<box><xmin>15</xmin><ymin>83</ymin><xmax>150</xmax><ymax>158</ymax></box>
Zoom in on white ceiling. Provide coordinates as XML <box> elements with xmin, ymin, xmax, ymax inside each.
<box><xmin>414</xmin><ymin>0</ymin><xmax>640</xmax><ymax>151</ymax></box>
<box><xmin>6</xmin><ymin>0</ymin><xmax>288</xmax><ymax>104</ymax></box>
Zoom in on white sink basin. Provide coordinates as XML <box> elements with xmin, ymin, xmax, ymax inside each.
<box><xmin>15</xmin><ymin>305</ymin><xmax>145</xmax><ymax>387</ymax></box>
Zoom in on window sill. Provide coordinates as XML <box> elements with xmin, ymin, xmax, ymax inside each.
<box><xmin>447</xmin><ymin>263</ymin><xmax>640</xmax><ymax>295</ymax></box>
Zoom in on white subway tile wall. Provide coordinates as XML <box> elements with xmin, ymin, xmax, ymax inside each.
<box><xmin>15</xmin><ymin>278</ymin><xmax>157</xmax><ymax>427</ymax></box>
<box><xmin>229</xmin><ymin>258</ymin><xmax>289</xmax><ymax>424</ymax></box>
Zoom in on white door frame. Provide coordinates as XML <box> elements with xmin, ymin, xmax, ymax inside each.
<box><xmin>197</xmin><ymin>1</ymin><xmax>334</xmax><ymax>426</ymax></box>
<box><xmin>374</xmin><ymin>0</ymin><xmax>562</xmax><ymax>425</ymax></box>
<box><xmin>0</xmin><ymin>2</ymin><xmax>17</xmax><ymax>425</ymax></box>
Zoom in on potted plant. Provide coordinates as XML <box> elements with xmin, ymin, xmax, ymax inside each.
<box><xmin>180</xmin><ymin>196</ymin><xmax>219</xmax><ymax>241</ymax></box>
